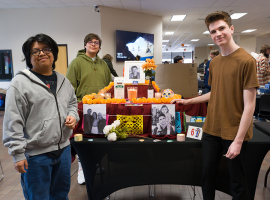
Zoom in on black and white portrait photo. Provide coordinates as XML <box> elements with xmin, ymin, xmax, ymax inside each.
<box><xmin>83</xmin><ymin>104</ymin><xmax>107</xmax><ymax>134</ymax></box>
<box><xmin>124</xmin><ymin>61</ymin><xmax>145</xmax><ymax>83</ymax></box>
<box><xmin>129</xmin><ymin>65</ymin><xmax>140</xmax><ymax>79</ymax></box>
<box><xmin>151</xmin><ymin>104</ymin><xmax>175</xmax><ymax>135</ymax></box>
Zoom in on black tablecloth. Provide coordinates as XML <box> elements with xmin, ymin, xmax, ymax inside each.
<box><xmin>254</xmin><ymin>122</ymin><xmax>270</xmax><ymax>137</ymax></box>
<box><xmin>71</xmin><ymin>122</ymin><xmax>270</xmax><ymax>200</ymax></box>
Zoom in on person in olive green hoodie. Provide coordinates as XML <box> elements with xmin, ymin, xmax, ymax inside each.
<box><xmin>66</xmin><ymin>33</ymin><xmax>111</xmax><ymax>185</ymax></box>
<box><xmin>66</xmin><ymin>33</ymin><xmax>112</xmax><ymax>102</ymax></box>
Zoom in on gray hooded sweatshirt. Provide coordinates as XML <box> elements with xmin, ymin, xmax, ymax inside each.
<box><xmin>3</xmin><ymin>69</ymin><xmax>79</xmax><ymax>163</ymax></box>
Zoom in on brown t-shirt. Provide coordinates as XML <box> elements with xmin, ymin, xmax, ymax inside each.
<box><xmin>202</xmin><ymin>48</ymin><xmax>259</xmax><ymax>141</ymax></box>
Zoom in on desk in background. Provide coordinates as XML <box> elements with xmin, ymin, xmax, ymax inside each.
<box><xmin>71</xmin><ymin>122</ymin><xmax>270</xmax><ymax>200</ymax></box>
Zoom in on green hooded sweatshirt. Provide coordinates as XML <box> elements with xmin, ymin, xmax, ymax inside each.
<box><xmin>66</xmin><ymin>49</ymin><xmax>112</xmax><ymax>102</ymax></box>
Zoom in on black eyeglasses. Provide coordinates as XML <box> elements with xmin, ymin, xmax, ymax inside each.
<box><xmin>87</xmin><ymin>41</ymin><xmax>99</xmax><ymax>46</ymax></box>
<box><xmin>31</xmin><ymin>48</ymin><xmax>52</xmax><ymax>56</ymax></box>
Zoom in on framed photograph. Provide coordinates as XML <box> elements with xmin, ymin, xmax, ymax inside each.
<box><xmin>124</xmin><ymin>61</ymin><xmax>145</xmax><ymax>83</ymax></box>
<box><xmin>151</xmin><ymin>104</ymin><xmax>175</xmax><ymax>136</ymax></box>
<box><xmin>83</xmin><ymin>104</ymin><xmax>106</xmax><ymax>134</ymax></box>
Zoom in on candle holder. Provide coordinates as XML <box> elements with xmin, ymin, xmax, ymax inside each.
<box><xmin>155</xmin><ymin>92</ymin><xmax>161</xmax><ymax>99</ymax></box>
<box><xmin>127</xmin><ymin>87</ymin><xmax>137</xmax><ymax>102</ymax></box>
<box><xmin>104</xmin><ymin>93</ymin><xmax>111</xmax><ymax>99</ymax></box>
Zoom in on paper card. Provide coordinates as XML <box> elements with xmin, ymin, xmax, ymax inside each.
<box><xmin>186</xmin><ymin>125</ymin><xmax>203</xmax><ymax>140</ymax></box>
<box><xmin>83</xmin><ymin>104</ymin><xmax>106</xmax><ymax>134</ymax></box>
<box><xmin>114</xmin><ymin>77</ymin><xmax>125</xmax><ymax>99</ymax></box>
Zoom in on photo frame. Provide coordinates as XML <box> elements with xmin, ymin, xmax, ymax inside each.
<box><xmin>151</xmin><ymin>104</ymin><xmax>176</xmax><ymax>136</ymax></box>
<box><xmin>124</xmin><ymin>61</ymin><xmax>145</xmax><ymax>83</ymax></box>
<box><xmin>83</xmin><ymin>104</ymin><xmax>107</xmax><ymax>134</ymax></box>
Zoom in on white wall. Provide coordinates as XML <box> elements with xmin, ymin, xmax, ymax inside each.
<box><xmin>100</xmin><ymin>6</ymin><xmax>162</xmax><ymax>76</ymax></box>
<box><xmin>0</xmin><ymin>7</ymin><xmax>101</xmax><ymax>89</ymax></box>
<box><xmin>239</xmin><ymin>35</ymin><xmax>256</xmax><ymax>54</ymax></box>
<box><xmin>256</xmin><ymin>37</ymin><xmax>270</xmax><ymax>54</ymax></box>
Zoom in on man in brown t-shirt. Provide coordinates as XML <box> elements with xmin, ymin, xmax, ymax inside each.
<box><xmin>171</xmin><ymin>11</ymin><xmax>259</xmax><ymax>200</ymax></box>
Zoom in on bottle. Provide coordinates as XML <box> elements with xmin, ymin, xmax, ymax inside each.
<box><xmin>147</xmin><ymin>78</ymin><xmax>154</xmax><ymax>98</ymax></box>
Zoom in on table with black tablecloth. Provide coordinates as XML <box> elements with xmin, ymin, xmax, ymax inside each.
<box><xmin>71</xmin><ymin>122</ymin><xmax>270</xmax><ymax>200</ymax></box>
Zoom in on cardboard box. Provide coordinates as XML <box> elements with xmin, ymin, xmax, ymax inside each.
<box><xmin>155</xmin><ymin>63</ymin><xmax>198</xmax><ymax>98</ymax></box>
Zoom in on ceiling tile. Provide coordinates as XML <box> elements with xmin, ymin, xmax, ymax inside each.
<box><xmin>83</xmin><ymin>1</ymin><xmax>103</xmax><ymax>6</ymax></box>
<box><xmin>20</xmin><ymin>0</ymin><xmax>41</xmax><ymax>3</ymax></box>
<box><xmin>141</xmin><ymin>9</ymin><xmax>157</xmax><ymax>15</ymax></box>
<box><xmin>121</xmin><ymin>1</ymin><xmax>140</xmax><ymax>10</ymax></box>
<box><xmin>60</xmin><ymin>0</ymin><xmax>81</xmax><ymax>2</ymax></box>
<box><xmin>211</xmin><ymin>0</ymin><xmax>235</xmax><ymax>7</ymax></box>
<box><xmin>0</xmin><ymin>0</ymin><xmax>25</xmax><ymax>4</ymax></box>
<box><xmin>46</xmin><ymin>3</ymin><xmax>67</xmax><ymax>7</ymax></box>
<box><xmin>40</xmin><ymin>0</ymin><xmax>62</xmax><ymax>2</ymax></box>
<box><xmin>29</xmin><ymin>3</ymin><xmax>49</xmax><ymax>7</ymax></box>
<box><xmin>10</xmin><ymin>4</ymin><xmax>31</xmax><ymax>8</ymax></box>
<box><xmin>101</xmin><ymin>1</ymin><xmax>123</xmax><ymax>9</ymax></box>
<box><xmin>64</xmin><ymin>2</ymin><xmax>85</xmax><ymax>6</ymax></box>
<box><xmin>194</xmin><ymin>0</ymin><xmax>216</xmax><ymax>7</ymax></box>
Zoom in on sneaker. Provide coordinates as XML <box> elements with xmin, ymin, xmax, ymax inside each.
<box><xmin>78</xmin><ymin>169</ymin><xmax>85</xmax><ymax>185</ymax></box>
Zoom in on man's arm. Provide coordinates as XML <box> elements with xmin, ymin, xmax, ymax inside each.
<box><xmin>170</xmin><ymin>92</ymin><xmax>211</xmax><ymax>105</ymax></box>
<box><xmin>226</xmin><ymin>88</ymin><xmax>256</xmax><ymax>159</ymax></box>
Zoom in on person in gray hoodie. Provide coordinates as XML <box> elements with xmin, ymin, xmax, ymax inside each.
<box><xmin>3</xmin><ymin>34</ymin><xmax>79</xmax><ymax>200</ymax></box>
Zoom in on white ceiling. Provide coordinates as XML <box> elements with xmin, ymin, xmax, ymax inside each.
<box><xmin>1</xmin><ymin>0</ymin><xmax>270</xmax><ymax>51</ymax></box>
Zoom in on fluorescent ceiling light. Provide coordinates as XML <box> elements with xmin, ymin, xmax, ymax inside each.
<box><xmin>191</xmin><ymin>39</ymin><xmax>199</xmax><ymax>42</ymax></box>
<box><xmin>162</xmin><ymin>40</ymin><xmax>169</xmax><ymax>42</ymax></box>
<box><xmin>231</xmin><ymin>13</ymin><xmax>247</xmax><ymax>19</ymax></box>
<box><xmin>203</xmin><ymin>31</ymin><xmax>210</xmax><ymax>34</ymax></box>
<box><xmin>207</xmin><ymin>44</ymin><xmax>215</xmax><ymax>46</ymax></box>
<box><xmin>165</xmin><ymin>32</ymin><xmax>174</xmax><ymax>35</ymax></box>
<box><xmin>241</xmin><ymin>29</ymin><xmax>257</xmax><ymax>33</ymax></box>
<box><xmin>184</xmin><ymin>44</ymin><xmax>190</xmax><ymax>46</ymax></box>
<box><xmin>171</xmin><ymin>15</ymin><xmax>186</xmax><ymax>21</ymax></box>
<box><xmin>162</xmin><ymin>45</ymin><xmax>166</xmax><ymax>46</ymax></box>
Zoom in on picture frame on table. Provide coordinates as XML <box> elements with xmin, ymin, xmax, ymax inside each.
<box><xmin>83</xmin><ymin>104</ymin><xmax>107</xmax><ymax>134</ymax></box>
<box><xmin>151</xmin><ymin>104</ymin><xmax>176</xmax><ymax>136</ymax></box>
<box><xmin>124</xmin><ymin>61</ymin><xmax>145</xmax><ymax>83</ymax></box>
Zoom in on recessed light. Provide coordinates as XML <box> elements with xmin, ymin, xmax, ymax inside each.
<box><xmin>171</xmin><ymin>15</ymin><xmax>186</xmax><ymax>21</ymax></box>
<box><xmin>165</xmin><ymin>32</ymin><xmax>174</xmax><ymax>35</ymax></box>
<box><xmin>241</xmin><ymin>29</ymin><xmax>257</xmax><ymax>33</ymax></box>
<box><xmin>162</xmin><ymin>40</ymin><xmax>169</xmax><ymax>42</ymax></box>
<box><xmin>207</xmin><ymin>44</ymin><xmax>215</xmax><ymax>46</ymax></box>
<box><xmin>203</xmin><ymin>31</ymin><xmax>210</xmax><ymax>34</ymax></box>
<box><xmin>191</xmin><ymin>39</ymin><xmax>199</xmax><ymax>42</ymax></box>
<box><xmin>231</xmin><ymin>13</ymin><xmax>247</xmax><ymax>19</ymax></box>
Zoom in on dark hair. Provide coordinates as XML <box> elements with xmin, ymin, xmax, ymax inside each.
<box><xmin>84</xmin><ymin>33</ymin><xmax>102</xmax><ymax>54</ymax></box>
<box><xmin>210</xmin><ymin>49</ymin><xmax>219</xmax><ymax>57</ymax></box>
<box><xmin>135</xmin><ymin>55</ymin><xmax>141</xmax><ymax>61</ymax></box>
<box><xmin>204</xmin><ymin>59</ymin><xmax>209</xmax><ymax>63</ymax></box>
<box><xmin>102</xmin><ymin>54</ymin><xmax>113</xmax><ymax>61</ymax></box>
<box><xmin>92</xmin><ymin>112</ymin><xmax>97</xmax><ymax>119</ymax></box>
<box><xmin>158</xmin><ymin>113</ymin><xmax>166</xmax><ymax>120</ymax></box>
<box><xmin>161</xmin><ymin>105</ymin><xmax>169</xmax><ymax>113</ymax></box>
<box><xmin>205</xmin><ymin>11</ymin><xmax>232</xmax><ymax>30</ymax></box>
<box><xmin>131</xmin><ymin>66</ymin><xmax>138</xmax><ymax>70</ymax></box>
<box><xmin>174</xmin><ymin>56</ymin><xmax>183</xmax><ymax>63</ymax></box>
<box><xmin>22</xmin><ymin>34</ymin><xmax>58</xmax><ymax>70</ymax></box>
<box><xmin>260</xmin><ymin>44</ymin><xmax>270</xmax><ymax>58</ymax></box>
<box><xmin>164</xmin><ymin>61</ymin><xmax>169</xmax><ymax>64</ymax></box>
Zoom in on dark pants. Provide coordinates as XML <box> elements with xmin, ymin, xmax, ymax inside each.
<box><xmin>201</xmin><ymin>133</ymin><xmax>249</xmax><ymax>200</ymax></box>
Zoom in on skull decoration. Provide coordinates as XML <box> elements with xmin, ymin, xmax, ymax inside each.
<box><xmin>162</xmin><ymin>89</ymin><xmax>174</xmax><ymax>99</ymax></box>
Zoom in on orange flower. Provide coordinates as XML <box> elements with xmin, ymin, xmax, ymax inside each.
<box><xmin>137</xmin><ymin>98</ymin><xmax>142</xmax><ymax>103</ymax></box>
<box><xmin>87</xmin><ymin>99</ymin><xmax>93</xmax><ymax>104</ymax></box>
<box><xmin>106</xmin><ymin>98</ymin><xmax>112</xmax><ymax>104</ymax></box>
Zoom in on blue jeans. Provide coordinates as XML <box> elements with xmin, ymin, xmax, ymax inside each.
<box><xmin>21</xmin><ymin>145</ymin><xmax>71</xmax><ymax>200</ymax></box>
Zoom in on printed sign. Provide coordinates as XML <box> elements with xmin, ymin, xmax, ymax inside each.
<box><xmin>186</xmin><ymin>125</ymin><xmax>203</xmax><ymax>140</ymax></box>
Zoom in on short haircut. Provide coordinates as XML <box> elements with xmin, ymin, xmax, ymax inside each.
<box><xmin>161</xmin><ymin>105</ymin><xmax>169</xmax><ymax>113</ymax></box>
<box><xmin>22</xmin><ymin>34</ymin><xmax>58</xmax><ymax>70</ymax></box>
<box><xmin>131</xmin><ymin>66</ymin><xmax>138</xmax><ymax>70</ymax></box>
<box><xmin>260</xmin><ymin>44</ymin><xmax>270</xmax><ymax>54</ymax></box>
<box><xmin>204</xmin><ymin>59</ymin><xmax>209</xmax><ymax>63</ymax></box>
<box><xmin>210</xmin><ymin>49</ymin><xmax>219</xmax><ymax>57</ymax></box>
<box><xmin>158</xmin><ymin>113</ymin><xmax>166</xmax><ymax>120</ymax></box>
<box><xmin>174</xmin><ymin>56</ymin><xmax>183</xmax><ymax>63</ymax></box>
<box><xmin>84</xmin><ymin>33</ymin><xmax>102</xmax><ymax>54</ymax></box>
<box><xmin>103</xmin><ymin>54</ymin><xmax>113</xmax><ymax>61</ymax></box>
<box><xmin>205</xmin><ymin>11</ymin><xmax>232</xmax><ymax>30</ymax></box>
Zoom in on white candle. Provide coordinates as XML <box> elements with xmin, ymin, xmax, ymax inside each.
<box><xmin>177</xmin><ymin>134</ymin><xmax>185</xmax><ymax>142</ymax></box>
<box><xmin>155</xmin><ymin>92</ymin><xmax>161</xmax><ymax>99</ymax></box>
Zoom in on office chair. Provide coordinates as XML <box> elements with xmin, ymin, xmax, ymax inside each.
<box><xmin>0</xmin><ymin>159</ymin><xmax>4</xmax><ymax>182</ymax></box>
<box><xmin>258</xmin><ymin>95</ymin><xmax>270</xmax><ymax>120</ymax></box>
